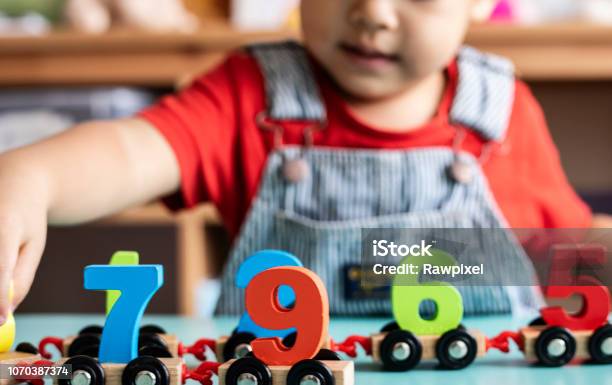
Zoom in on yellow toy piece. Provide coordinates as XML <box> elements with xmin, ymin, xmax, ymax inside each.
<box><xmin>0</xmin><ymin>284</ymin><xmax>15</xmax><ymax>352</ymax></box>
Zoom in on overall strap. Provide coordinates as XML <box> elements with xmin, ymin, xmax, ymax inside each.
<box><xmin>248</xmin><ymin>42</ymin><xmax>516</xmax><ymax>141</ymax></box>
<box><xmin>450</xmin><ymin>46</ymin><xmax>516</xmax><ymax>142</ymax></box>
<box><xmin>247</xmin><ymin>41</ymin><xmax>327</xmax><ymax>123</ymax></box>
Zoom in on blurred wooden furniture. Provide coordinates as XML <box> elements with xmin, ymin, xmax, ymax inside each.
<box><xmin>0</xmin><ymin>19</ymin><xmax>295</xmax><ymax>87</ymax></box>
<box><xmin>1</xmin><ymin>22</ymin><xmax>612</xmax><ymax>86</ymax></box>
<box><xmin>468</xmin><ymin>23</ymin><xmax>612</xmax><ymax>80</ymax></box>
<box><xmin>183</xmin><ymin>0</ymin><xmax>230</xmax><ymax>20</ymax></box>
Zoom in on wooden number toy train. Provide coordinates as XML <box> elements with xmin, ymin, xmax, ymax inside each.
<box><xmin>3</xmin><ymin>244</ymin><xmax>612</xmax><ymax>385</ymax></box>
<box><xmin>38</xmin><ymin>324</ymin><xmax>220</xmax><ymax>364</ymax></box>
<box><xmin>484</xmin><ymin>245</ymin><xmax>612</xmax><ymax>367</ymax></box>
<box><xmin>9</xmin><ymin>252</ymin><xmax>354</xmax><ymax>385</ymax></box>
<box><xmin>9</xmin><ymin>264</ymin><xmax>218</xmax><ymax>385</ymax></box>
<box><xmin>218</xmin><ymin>266</ymin><xmax>353</xmax><ymax>385</ymax></box>
<box><xmin>328</xmin><ymin>245</ymin><xmax>612</xmax><ymax>369</ymax></box>
<box><xmin>326</xmin><ymin>251</ymin><xmax>488</xmax><ymax>371</ymax></box>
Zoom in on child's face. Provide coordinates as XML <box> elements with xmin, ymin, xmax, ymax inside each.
<box><xmin>301</xmin><ymin>0</ymin><xmax>493</xmax><ymax>100</ymax></box>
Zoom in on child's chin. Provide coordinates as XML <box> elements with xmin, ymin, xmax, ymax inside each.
<box><xmin>339</xmin><ymin>77</ymin><xmax>405</xmax><ymax>100</ymax></box>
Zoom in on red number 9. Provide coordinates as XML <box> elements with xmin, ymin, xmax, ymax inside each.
<box><xmin>245</xmin><ymin>266</ymin><xmax>329</xmax><ymax>366</ymax></box>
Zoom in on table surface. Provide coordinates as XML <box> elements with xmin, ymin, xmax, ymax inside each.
<box><xmin>14</xmin><ymin>314</ymin><xmax>611</xmax><ymax>385</ymax></box>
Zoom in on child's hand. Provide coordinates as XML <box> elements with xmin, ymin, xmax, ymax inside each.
<box><xmin>0</xmin><ymin>118</ymin><xmax>180</xmax><ymax>324</ymax></box>
<box><xmin>0</xmin><ymin>159</ymin><xmax>49</xmax><ymax>324</ymax></box>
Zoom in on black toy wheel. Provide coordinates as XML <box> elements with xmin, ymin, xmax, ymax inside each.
<box><xmin>379</xmin><ymin>329</ymin><xmax>422</xmax><ymax>372</ymax></box>
<box><xmin>529</xmin><ymin>317</ymin><xmax>546</xmax><ymax>327</ymax></box>
<box><xmin>282</xmin><ymin>332</ymin><xmax>297</xmax><ymax>348</ymax></box>
<box><xmin>78</xmin><ymin>325</ymin><xmax>104</xmax><ymax>336</ymax></box>
<box><xmin>68</xmin><ymin>334</ymin><xmax>101</xmax><ymax>357</ymax></box>
<box><xmin>225</xmin><ymin>357</ymin><xmax>272</xmax><ymax>385</ymax></box>
<box><xmin>58</xmin><ymin>355</ymin><xmax>105</xmax><ymax>385</ymax></box>
<box><xmin>139</xmin><ymin>334</ymin><xmax>168</xmax><ymax>350</ymax></box>
<box><xmin>223</xmin><ymin>332</ymin><xmax>256</xmax><ymax>362</ymax></box>
<box><xmin>435</xmin><ymin>329</ymin><xmax>478</xmax><ymax>370</ymax></box>
<box><xmin>379</xmin><ymin>321</ymin><xmax>400</xmax><ymax>333</ymax></box>
<box><xmin>313</xmin><ymin>349</ymin><xmax>341</xmax><ymax>361</ymax></box>
<box><xmin>535</xmin><ymin>326</ymin><xmax>576</xmax><ymax>367</ymax></box>
<box><xmin>138</xmin><ymin>345</ymin><xmax>173</xmax><ymax>358</ymax></box>
<box><xmin>15</xmin><ymin>342</ymin><xmax>38</xmax><ymax>355</ymax></box>
<box><xmin>588</xmin><ymin>324</ymin><xmax>612</xmax><ymax>364</ymax></box>
<box><xmin>287</xmin><ymin>359</ymin><xmax>334</xmax><ymax>385</ymax></box>
<box><xmin>140</xmin><ymin>325</ymin><xmax>167</xmax><ymax>335</ymax></box>
<box><xmin>122</xmin><ymin>356</ymin><xmax>169</xmax><ymax>385</ymax></box>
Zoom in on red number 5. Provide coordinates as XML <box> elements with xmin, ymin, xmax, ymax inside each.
<box><xmin>245</xmin><ymin>266</ymin><xmax>329</xmax><ymax>366</ymax></box>
<box><xmin>541</xmin><ymin>245</ymin><xmax>610</xmax><ymax>330</ymax></box>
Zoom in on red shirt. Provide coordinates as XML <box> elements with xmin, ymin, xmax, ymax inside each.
<box><xmin>140</xmin><ymin>50</ymin><xmax>592</xmax><ymax>238</ymax></box>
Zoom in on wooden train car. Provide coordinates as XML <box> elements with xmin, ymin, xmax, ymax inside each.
<box><xmin>65</xmin><ymin>325</ymin><xmax>179</xmax><ymax>358</ymax></box>
<box><xmin>520</xmin><ymin>323</ymin><xmax>612</xmax><ymax>367</ymax></box>
<box><xmin>55</xmin><ymin>355</ymin><xmax>183</xmax><ymax>385</ymax></box>
<box><xmin>216</xmin><ymin>332</ymin><xmax>332</xmax><ymax>363</ymax></box>
<box><xmin>329</xmin><ymin>320</ymin><xmax>486</xmax><ymax>372</ymax></box>
<box><xmin>219</xmin><ymin>357</ymin><xmax>353</xmax><ymax>385</ymax></box>
<box><xmin>370</xmin><ymin>324</ymin><xmax>487</xmax><ymax>371</ymax></box>
<box><xmin>41</xmin><ymin>325</ymin><xmax>180</xmax><ymax>360</ymax></box>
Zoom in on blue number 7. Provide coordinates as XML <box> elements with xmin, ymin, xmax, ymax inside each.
<box><xmin>84</xmin><ymin>265</ymin><xmax>163</xmax><ymax>363</ymax></box>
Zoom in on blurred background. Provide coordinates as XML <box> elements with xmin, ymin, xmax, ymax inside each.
<box><xmin>1</xmin><ymin>0</ymin><xmax>612</xmax><ymax>316</ymax></box>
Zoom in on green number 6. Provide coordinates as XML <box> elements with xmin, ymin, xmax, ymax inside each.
<box><xmin>391</xmin><ymin>249</ymin><xmax>463</xmax><ymax>336</ymax></box>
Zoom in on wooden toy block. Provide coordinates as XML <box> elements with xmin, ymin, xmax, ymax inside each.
<box><xmin>54</xmin><ymin>357</ymin><xmax>183</xmax><ymax>385</ymax></box>
<box><xmin>215</xmin><ymin>336</ymin><xmax>230</xmax><ymax>362</ymax></box>
<box><xmin>84</xmin><ymin>265</ymin><xmax>164</xmax><ymax>363</ymax></box>
<box><xmin>246</xmin><ymin>267</ymin><xmax>329</xmax><ymax>366</ymax></box>
<box><xmin>0</xmin><ymin>351</ymin><xmax>40</xmax><ymax>364</ymax></box>
<box><xmin>542</xmin><ymin>245</ymin><xmax>610</xmax><ymax>331</ymax></box>
<box><xmin>217</xmin><ymin>265</ymin><xmax>353</xmax><ymax>385</ymax></box>
<box><xmin>521</xmin><ymin>326</ymin><xmax>593</xmax><ymax>361</ymax></box>
<box><xmin>370</xmin><ymin>329</ymin><xmax>486</xmax><ymax>362</ymax></box>
<box><xmin>235</xmin><ymin>251</ymin><xmax>303</xmax><ymax>339</ymax></box>
<box><xmin>218</xmin><ymin>359</ymin><xmax>353</xmax><ymax>385</ymax></box>
<box><xmin>541</xmin><ymin>285</ymin><xmax>610</xmax><ymax>331</ymax></box>
<box><xmin>147</xmin><ymin>334</ymin><xmax>180</xmax><ymax>355</ymax></box>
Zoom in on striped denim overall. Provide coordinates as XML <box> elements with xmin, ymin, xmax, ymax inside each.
<box><xmin>215</xmin><ymin>42</ymin><xmax>542</xmax><ymax>316</ymax></box>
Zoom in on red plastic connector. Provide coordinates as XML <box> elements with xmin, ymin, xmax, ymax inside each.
<box><xmin>330</xmin><ymin>335</ymin><xmax>372</xmax><ymax>357</ymax></box>
<box><xmin>38</xmin><ymin>336</ymin><xmax>64</xmax><ymax>359</ymax></box>
<box><xmin>486</xmin><ymin>331</ymin><xmax>524</xmax><ymax>353</ymax></box>
<box><xmin>32</xmin><ymin>359</ymin><xmax>56</xmax><ymax>366</ymax></box>
<box><xmin>12</xmin><ymin>359</ymin><xmax>56</xmax><ymax>385</ymax></box>
<box><xmin>178</xmin><ymin>338</ymin><xmax>217</xmax><ymax>361</ymax></box>
<box><xmin>182</xmin><ymin>362</ymin><xmax>220</xmax><ymax>385</ymax></box>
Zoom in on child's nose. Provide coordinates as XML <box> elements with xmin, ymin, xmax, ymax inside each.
<box><xmin>348</xmin><ymin>0</ymin><xmax>400</xmax><ymax>33</ymax></box>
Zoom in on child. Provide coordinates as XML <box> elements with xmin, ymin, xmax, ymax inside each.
<box><xmin>0</xmin><ymin>0</ymin><xmax>594</xmax><ymax>321</ymax></box>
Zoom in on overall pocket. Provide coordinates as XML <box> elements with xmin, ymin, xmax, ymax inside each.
<box><xmin>270</xmin><ymin>209</ymin><xmax>518</xmax><ymax>315</ymax></box>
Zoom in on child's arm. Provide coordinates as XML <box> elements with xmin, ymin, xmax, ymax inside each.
<box><xmin>0</xmin><ymin>118</ymin><xmax>180</xmax><ymax>322</ymax></box>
